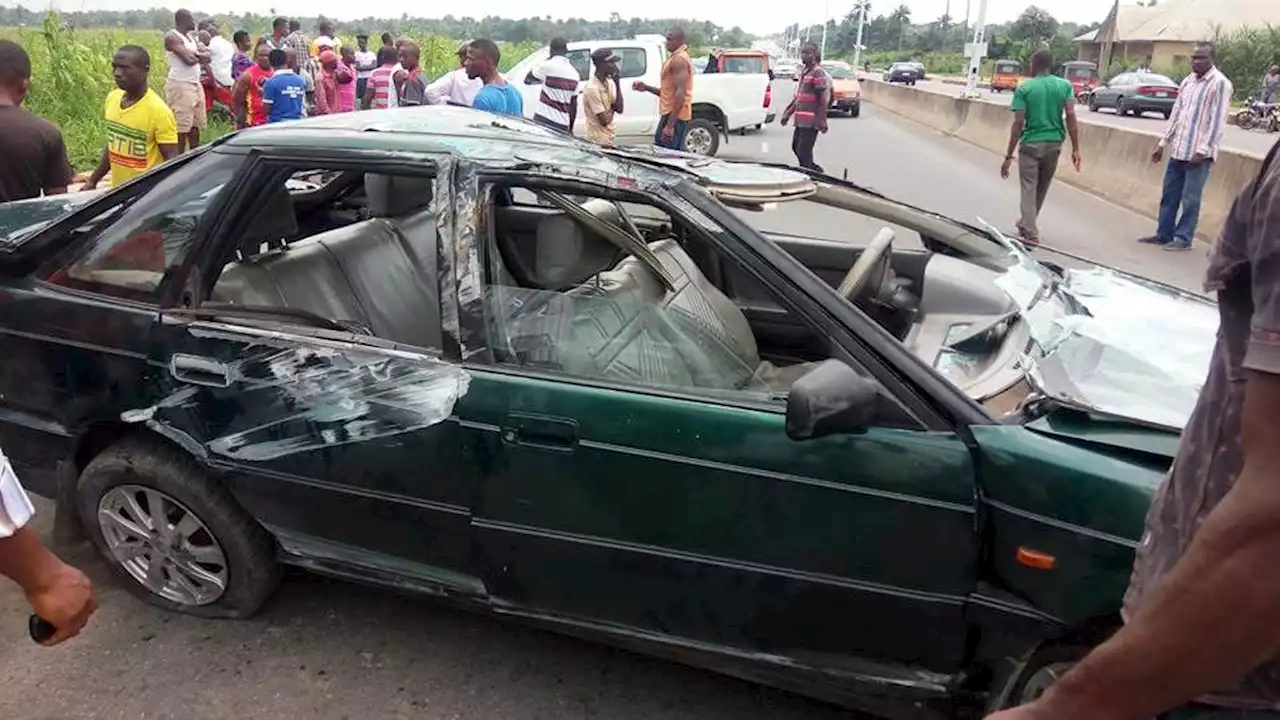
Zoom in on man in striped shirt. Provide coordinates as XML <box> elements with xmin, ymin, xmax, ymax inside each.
<box><xmin>531</xmin><ymin>37</ymin><xmax>579</xmax><ymax>133</ymax></box>
<box><xmin>780</xmin><ymin>43</ymin><xmax>830</xmax><ymax>172</ymax></box>
<box><xmin>1140</xmin><ymin>43</ymin><xmax>1233</xmax><ymax>252</ymax></box>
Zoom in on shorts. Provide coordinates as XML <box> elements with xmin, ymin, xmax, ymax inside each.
<box><xmin>165</xmin><ymin>78</ymin><xmax>207</xmax><ymax>132</ymax></box>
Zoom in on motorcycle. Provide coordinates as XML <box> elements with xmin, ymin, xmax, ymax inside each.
<box><xmin>1236</xmin><ymin>94</ymin><xmax>1280</xmax><ymax>132</ymax></box>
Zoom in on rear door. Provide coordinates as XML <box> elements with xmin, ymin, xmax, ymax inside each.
<box><xmin>145</xmin><ymin>152</ymin><xmax>481</xmax><ymax>595</ymax></box>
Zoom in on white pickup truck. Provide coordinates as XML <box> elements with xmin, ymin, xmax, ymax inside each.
<box><xmin>505</xmin><ymin>37</ymin><xmax>773</xmax><ymax>156</ymax></box>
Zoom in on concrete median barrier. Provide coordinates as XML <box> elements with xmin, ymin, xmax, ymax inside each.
<box><xmin>862</xmin><ymin>79</ymin><xmax>1263</xmax><ymax>243</ymax></box>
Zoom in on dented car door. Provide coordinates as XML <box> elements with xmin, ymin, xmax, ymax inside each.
<box><xmin>144</xmin><ymin>318</ymin><xmax>482</xmax><ymax>596</ymax></box>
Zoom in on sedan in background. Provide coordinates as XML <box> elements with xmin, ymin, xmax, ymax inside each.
<box><xmin>823</xmin><ymin>61</ymin><xmax>862</xmax><ymax>117</ymax></box>
<box><xmin>884</xmin><ymin>62</ymin><xmax>918</xmax><ymax>85</ymax></box>
<box><xmin>775</xmin><ymin>59</ymin><xmax>798</xmax><ymax>80</ymax></box>
<box><xmin>1088</xmin><ymin>72</ymin><xmax>1179</xmax><ymax>119</ymax></box>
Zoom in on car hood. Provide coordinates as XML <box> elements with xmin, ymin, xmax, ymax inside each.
<box><xmin>0</xmin><ymin>191</ymin><xmax>103</xmax><ymax>250</ymax></box>
<box><xmin>994</xmin><ymin>240</ymin><xmax>1216</xmax><ymax>433</ymax></box>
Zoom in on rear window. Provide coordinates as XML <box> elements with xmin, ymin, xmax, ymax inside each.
<box><xmin>723</xmin><ymin>55</ymin><xmax>766</xmax><ymax>74</ymax></box>
<box><xmin>1137</xmin><ymin>74</ymin><xmax>1176</xmax><ymax>86</ymax></box>
<box><xmin>825</xmin><ymin>66</ymin><xmax>853</xmax><ymax>79</ymax></box>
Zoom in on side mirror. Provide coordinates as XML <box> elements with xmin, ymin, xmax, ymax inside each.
<box><xmin>785</xmin><ymin>360</ymin><xmax>878</xmax><ymax>441</ymax></box>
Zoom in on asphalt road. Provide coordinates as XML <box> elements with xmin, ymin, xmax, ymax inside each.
<box><xmin>734</xmin><ymin>80</ymin><xmax>1209</xmax><ymax>293</ymax></box>
<box><xmin>0</xmin><ymin>92</ymin><xmax>1215</xmax><ymax>719</ymax></box>
<box><xmin>901</xmin><ymin>77</ymin><xmax>1278</xmax><ymax>158</ymax></box>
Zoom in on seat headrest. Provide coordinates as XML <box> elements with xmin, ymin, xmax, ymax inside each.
<box><xmin>535</xmin><ymin>200</ymin><xmax>625</xmax><ymax>289</ymax></box>
<box><xmin>366</xmin><ymin>174</ymin><xmax>434</xmax><ymax>217</ymax></box>
<box><xmin>237</xmin><ymin>180</ymin><xmax>298</xmax><ymax>256</ymax></box>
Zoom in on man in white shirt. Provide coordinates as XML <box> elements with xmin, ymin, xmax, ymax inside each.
<box><xmin>425</xmin><ymin>42</ymin><xmax>482</xmax><ymax>106</ymax></box>
<box><xmin>200</xmin><ymin>21</ymin><xmax>235</xmax><ymax>112</ymax></box>
<box><xmin>530</xmin><ymin>37</ymin><xmax>580</xmax><ymax>133</ymax></box>
<box><xmin>0</xmin><ymin>447</ymin><xmax>97</xmax><ymax>645</ymax></box>
<box><xmin>353</xmin><ymin>33</ymin><xmax>377</xmax><ymax>100</ymax></box>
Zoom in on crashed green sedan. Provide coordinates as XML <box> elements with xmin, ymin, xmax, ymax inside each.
<box><xmin>0</xmin><ymin>108</ymin><xmax>1216</xmax><ymax>718</ymax></box>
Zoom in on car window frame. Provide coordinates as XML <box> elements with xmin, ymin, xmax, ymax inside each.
<box><xmin>34</xmin><ymin>148</ymin><xmax>249</xmax><ymax>308</ymax></box>
<box><xmin>180</xmin><ymin>147</ymin><xmax>449</xmax><ymax>352</ymax></box>
<box><xmin>468</xmin><ymin>170</ymin><xmax>927</xmax><ymax>430</ymax></box>
<box><xmin>562</xmin><ymin>46</ymin><xmax>647</xmax><ymax>82</ymax></box>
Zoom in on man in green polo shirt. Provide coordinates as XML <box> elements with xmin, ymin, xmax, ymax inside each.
<box><xmin>1000</xmin><ymin>48</ymin><xmax>1082</xmax><ymax>247</ymax></box>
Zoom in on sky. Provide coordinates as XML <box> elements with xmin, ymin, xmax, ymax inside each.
<box><xmin>46</xmin><ymin>0</ymin><xmax>1122</xmax><ymax>36</ymax></box>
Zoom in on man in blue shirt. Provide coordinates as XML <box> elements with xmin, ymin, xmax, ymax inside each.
<box><xmin>261</xmin><ymin>48</ymin><xmax>305</xmax><ymax>123</ymax></box>
<box><xmin>465</xmin><ymin>39</ymin><xmax>523</xmax><ymax>116</ymax></box>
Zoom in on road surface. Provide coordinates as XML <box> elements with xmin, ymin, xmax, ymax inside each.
<box><xmin>0</xmin><ymin>90</ymin><xmax>1214</xmax><ymax>720</ymax></box>
<box><xmin>899</xmin><ymin>77</ymin><xmax>1277</xmax><ymax>158</ymax></box>
<box><xmin>737</xmin><ymin>80</ymin><xmax>1209</xmax><ymax>293</ymax></box>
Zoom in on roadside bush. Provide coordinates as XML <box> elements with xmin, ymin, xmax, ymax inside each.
<box><xmin>1214</xmin><ymin>24</ymin><xmax>1280</xmax><ymax>99</ymax></box>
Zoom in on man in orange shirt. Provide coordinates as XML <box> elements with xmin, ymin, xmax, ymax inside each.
<box><xmin>634</xmin><ymin>27</ymin><xmax>692</xmax><ymax>150</ymax></box>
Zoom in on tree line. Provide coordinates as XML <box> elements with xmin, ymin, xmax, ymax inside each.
<box><xmin>0</xmin><ymin>5</ymin><xmax>752</xmax><ymax>48</ymax></box>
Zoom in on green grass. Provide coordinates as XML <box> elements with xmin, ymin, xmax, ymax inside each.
<box><xmin>3</xmin><ymin>12</ymin><xmax>538</xmax><ymax>170</ymax></box>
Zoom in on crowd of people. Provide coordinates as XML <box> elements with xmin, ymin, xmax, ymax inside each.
<box><xmin>0</xmin><ymin>16</ymin><xmax>711</xmax><ymax>201</ymax></box>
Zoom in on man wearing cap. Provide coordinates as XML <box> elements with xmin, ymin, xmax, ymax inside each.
<box><xmin>531</xmin><ymin>37</ymin><xmax>579</xmax><ymax>133</ymax></box>
<box><xmin>425</xmin><ymin>42</ymin><xmax>482</xmax><ymax>106</ymax></box>
<box><xmin>583</xmin><ymin>48</ymin><xmax>624</xmax><ymax>146</ymax></box>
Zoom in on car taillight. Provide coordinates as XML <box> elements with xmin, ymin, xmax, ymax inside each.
<box><xmin>1139</xmin><ymin>85</ymin><xmax>1174</xmax><ymax>96</ymax></box>
<box><xmin>764</xmin><ymin>83</ymin><xmax>772</xmax><ymax>108</ymax></box>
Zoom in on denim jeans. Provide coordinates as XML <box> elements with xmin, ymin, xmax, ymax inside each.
<box><xmin>654</xmin><ymin>114</ymin><xmax>689</xmax><ymax>150</ymax></box>
<box><xmin>1157</xmin><ymin>158</ymin><xmax>1214</xmax><ymax>245</ymax></box>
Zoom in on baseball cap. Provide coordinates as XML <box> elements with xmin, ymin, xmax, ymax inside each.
<box><xmin>591</xmin><ymin>48</ymin><xmax>619</xmax><ymax>64</ymax></box>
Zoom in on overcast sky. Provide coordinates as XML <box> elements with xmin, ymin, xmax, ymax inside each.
<box><xmin>48</xmin><ymin>0</ymin><xmax>1120</xmax><ymax>36</ymax></box>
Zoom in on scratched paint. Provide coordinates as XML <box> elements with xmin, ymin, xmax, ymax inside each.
<box><xmin>124</xmin><ymin>326</ymin><xmax>470</xmax><ymax>462</ymax></box>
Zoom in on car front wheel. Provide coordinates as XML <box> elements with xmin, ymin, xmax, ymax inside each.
<box><xmin>990</xmin><ymin>644</ymin><xmax>1090</xmax><ymax>711</ymax></box>
<box><xmin>77</xmin><ymin>435</ymin><xmax>281</xmax><ymax>618</ymax></box>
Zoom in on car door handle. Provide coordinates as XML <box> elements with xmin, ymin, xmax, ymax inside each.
<box><xmin>169</xmin><ymin>354</ymin><xmax>232</xmax><ymax>388</ymax></box>
<box><xmin>502</xmin><ymin>412</ymin><xmax>579</xmax><ymax>452</ymax></box>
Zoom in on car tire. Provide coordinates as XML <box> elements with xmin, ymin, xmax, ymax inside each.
<box><xmin>992</xmin><ymin>644</ymin><xmax>1091</xmax><ymax>711</ymax></box>
<box><xmin>77</xmin><ymin>435</ymin><xmax>281</xmax><ymax>618</ymax></box>
<box><xmin>851</xmin><ymin>103</ymin><xmax>861</xmax><ymax>118</ymax></box>
<box><xmin>1163</xmin><ymin>109</ymin><xmax>1172</xmax><ymax>120</ymax></box>
<box><xmin>1116</xmin><ymin>97</ymin><xmax>1128</xmax><ymax>116</ymax></box>
<box><xmin>1088</xmin><ymin>94</ymin><xmax>1099</xmax><ymax>112</ymax></box>
<box><xmin>682</xmin><ymin>118</ymin><xmax>720</xmax><ymax>156</ymax></box>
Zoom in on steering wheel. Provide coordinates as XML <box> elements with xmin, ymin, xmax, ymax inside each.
<box><xmin>837</xmin><ymin>228</ymin><xmax>896</xmax><ymax>302</ymax></box>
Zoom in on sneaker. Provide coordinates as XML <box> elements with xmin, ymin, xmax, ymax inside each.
<box><xmin>1163</xmin><ymin>240</ymin><xmax>1193</xmax><ymax>252</ymax></box>
<box><xmin>1138</xmin><ymin>235</ymin><xmax>1171</xmax><ymax>245</ymax></box>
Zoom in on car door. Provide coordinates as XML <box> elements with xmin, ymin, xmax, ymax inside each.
<box><xmin>566</xmin><ymin>45</ymin><xmax>657</xmax><ymax>140</ymax></box>
<box><xmin>458</xmin><ymin>180</ymin><xmax>980</xmax><ymax>674</ymax></box>
<box><xmin>143</xmin><ymin>153</ymin><xmax>481</xmax><ymax>594</ymax></box>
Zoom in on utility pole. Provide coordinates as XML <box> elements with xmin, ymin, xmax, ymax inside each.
<box><xmin>820</xmin><ymin>0</ymin><xmax>830</xmax><ymax>60</ymax></box>
<box><xmin>962</xmin><ymin>0</ymin><xmax>988</xmax><ymax>98</ymax></box>
<box><xmin>853</xmin><ymin>1</ymin><xmax>868</xmax><ymax>67</ymax></box>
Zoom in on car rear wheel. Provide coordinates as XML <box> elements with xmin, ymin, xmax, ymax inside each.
<box><xmin>682</xmin><ymin>118</ymin><xmax>720</xmax><ymax>156</ymax></box>
<box><xmin>77</xmin><ymin>435</ymin><xmax>281</xmax><ymax>618</ymax></box>
<box><xmin>1162</xmin><ymin>109</ymin><xmax>1172</xmax><ymax>120</ymax></box>
<box><xmin>851</xmin><ymin>102</ymin><xmax>861</xmax><ymax>118</ymax></box>
<box><xmin>1116</xmin><ymin>97</ymin><xmax>1128</xmax><ymax>115</ymax></box>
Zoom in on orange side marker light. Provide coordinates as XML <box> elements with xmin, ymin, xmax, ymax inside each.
<box><xmin>1016</xmin><ymin>547</ymin><xmax>1056</xmax><ymax>570</ymax></box>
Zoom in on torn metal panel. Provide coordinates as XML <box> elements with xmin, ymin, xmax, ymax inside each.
<box><xmin>128</xmin><ymin>323</ymin><xmax>470</xmax><ymax>462</ymax></box>
<box><xmin>996</xmin><ymin>245</ymin><xmax>1217</xmax><ymax>431</ymax></box>
<box><xmin>446</xmin><ymin>159</ymin><xmax>490</xmax><ymax>361</ymax></box>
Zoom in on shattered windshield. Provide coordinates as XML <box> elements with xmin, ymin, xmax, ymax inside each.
<box><xmin>993</xmin><ymin>237</ymin><xmax>1217</xmax><ymax>430</ymax></box>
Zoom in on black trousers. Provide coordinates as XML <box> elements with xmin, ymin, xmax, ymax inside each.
<box><xmin>792</xmin><ymin>127</ymin><xmax>823</xmax><ymax>172</ymax></box>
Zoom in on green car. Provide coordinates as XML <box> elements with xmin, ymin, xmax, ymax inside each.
<box><xmin>0</xmin><ymin>108</ymin><xmax>1215</xmax><ymax>717</ymax></box>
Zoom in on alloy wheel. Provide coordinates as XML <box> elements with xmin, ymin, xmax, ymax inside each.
<box><xmin>97</xmin><ymin>484</ymin><xmax>229</xmax><ymax>606</ymax></box>
<box><xmin>684</xmin><ymin>126</ymin><xmax>714</xmax><ymax>155</ymax></box>
<box><xmin>1017</xmin><ymin>661</ymin><xmax>1075</xmax><ymax>705</ymax></box>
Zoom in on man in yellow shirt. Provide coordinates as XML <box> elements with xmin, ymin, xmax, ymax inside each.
<box><xmin>83</xmin><ymin>45</ymin><xmax>179</xmax><ymax>190</ymax></box>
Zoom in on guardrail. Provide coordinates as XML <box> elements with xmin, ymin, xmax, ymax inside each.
<box><xmin>861</xmin><ymin>78</ymin><xmax>1264</xmax><ymax>244</ymax></box>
